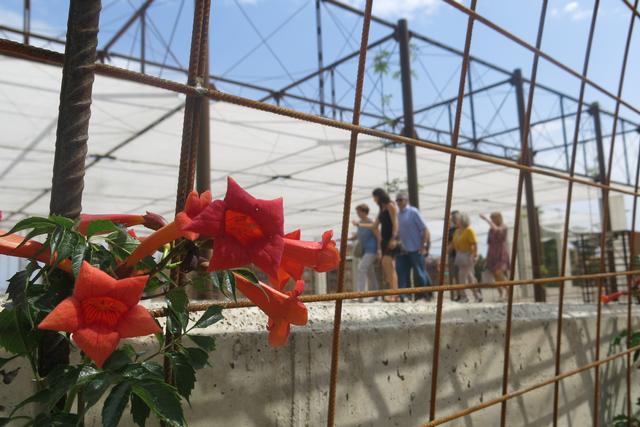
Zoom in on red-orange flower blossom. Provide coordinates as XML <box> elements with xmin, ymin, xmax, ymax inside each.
<box><xmin>268</xmin><ymin>230</ymin><xmax>340</xmax><ymax>289</ymax></box>
<box><xmin>233</xmin><ymin>273</ymin><xmax>307</xmax><ymax>346</ymax></box>
<box><xmin>0</xmin><ymin>231</ymin><xmax>72</xmax><ymax>273</ymax></box>
<box><xmin>186</xmin><ymin>178</ymin><xmax>284</xmax><ymax>278</ymax></box>
<box><xmin>124</xmin><ymin>191</ymin><xmax>212</xmax><ymax>268</ymax></box>
<box><xmin>601</xmin><ymin>291</ymin><xmax>626</xmax><ymax>304</ymax></box>
<box><xmin>38</xmin><ymin>262</ymin><xmax>161</xmax><ymax>367</ymax></box>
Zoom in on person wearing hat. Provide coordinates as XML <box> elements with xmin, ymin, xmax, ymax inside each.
<box><xmin>395</xmin><ymin>191</ymin><xmax>431</xmax><ymax>301</ymax></box>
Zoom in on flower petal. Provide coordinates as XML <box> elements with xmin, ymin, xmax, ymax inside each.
<box><xmin>73</xmin><ymin>262</ymin><xmax>117</xmax><ymax>302</ymax></box>
<box><xmin>209</xmin><ymin>236</ymin><xmax>251</xmax><ymax>271</ymax></box>
<box><xmin>224</xmin><ymin>177</ymin><xmax>283</xmax><ymax>237</ymax></box>
<box><xmin>38</xmin><ymin>297</ymin><xmax>82</xmax><ymax>332</ymax></box>
<box><xmin>185</xmin><ymin>200</ymin><xmax>226</xmax><ymax>237</ymax></box>
<box><xmin>267</xmin><ymin>318</ymin><xmax>290</xmax><ymax>347</ymax></box>
<box><xmin>117</xmin><ymin>305</ymin><xmax>161</xmax><ymax>338</ymax></box>
<box><xmin>73</xmin><ymin>327</ymin><xmax>120</xmax><ymax>368</ymax></box>
<box><xmin>107</xmin><ymin>275</ymin><xmax>148</xmax><ymax>308</ymax></box>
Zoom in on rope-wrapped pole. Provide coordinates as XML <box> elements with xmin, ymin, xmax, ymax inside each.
<box><xmin>42</xmin><ymin>0</ymin><xmax>102</xmax><ymax>384</ymax></box>
<box><xmin>49</xmin><ymin>0</ymin><xmax>102</xmax><ymax>218</ymax></box>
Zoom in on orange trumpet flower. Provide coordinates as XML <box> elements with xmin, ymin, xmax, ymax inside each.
<box><xmin>269</xmin><ymin>230</ymin><xmax>340</xmax><ymax>289</ymax></box>
<box><xmin>0</xmin><ymin>231</ymin><xmax>72</xmax><ymax>273</ymax></box>
<box><xmin>123</xmin><ymin>190</ymin><xmax>212</xmax><ymax>268</ymax></box>
<box><xmin>600</xmin><ymin>291</ymin><xmax>625</xmax><ymax>304</ymax></box>
<box><xmin>233</xmin><ymin>273</ymin><xmax>307</xmax><ymax>346</ymax></box>
<box><xmin>186</xmin><ymin>177</ymin><xmax>285</xmax><ymax>278</ymax></box>
<box><xmin>39</xmin><ymin>262</ymin><xmax>161</xmax><ymax>367</ymax></box>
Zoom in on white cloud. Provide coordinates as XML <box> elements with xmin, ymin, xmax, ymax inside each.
<box><xmin>559</xmin><ymin>1</ymin><xmax>592</xmax><ymax>21</ymax></box>
<box><xmin>348</xmin><ymin>0</ymin><xmax>440</xmax><ymax>19</ymax></box>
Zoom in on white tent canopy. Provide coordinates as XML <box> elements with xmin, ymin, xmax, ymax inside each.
<box><xmin>0</xmin><ymin>57</ymin><xmax>630</xmax><ymax>252</ymax></box>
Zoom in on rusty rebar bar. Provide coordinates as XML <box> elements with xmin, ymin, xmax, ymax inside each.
<box><xmin>500</xmin><ymin>3</ymin><xmax>548</xmax><ymax>425</ymax></box>
<box><xmin>429</xmin><ymin>0</ymin><xmax>477</xmax><ymax>420</ymax></box>
<box><xmin>326</xmin><ymin>1</ymin><xmax>373</xmax><ymax>425</ymax></box>
<box><xmin>551</xmin><ymin>1</ymin><xmax>601</xmax><ymax>423</ymax></box>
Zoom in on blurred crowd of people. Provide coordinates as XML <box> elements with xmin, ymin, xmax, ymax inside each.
<box><xmin>351</xmin><ymin>188</ymin><xmax>511</xmax><ymax>303</ymax></box>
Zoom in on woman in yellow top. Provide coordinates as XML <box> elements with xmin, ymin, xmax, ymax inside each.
<box><xmin>452</xmin><ymin>212</ymin><xmax>482</xmax><ymax>302</ymax></box>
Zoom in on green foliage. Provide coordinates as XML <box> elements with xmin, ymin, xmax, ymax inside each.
<box><xmin>0</xmin><ymin>214</ymin><xmax>231</xmax><ymax>427</ymax></box>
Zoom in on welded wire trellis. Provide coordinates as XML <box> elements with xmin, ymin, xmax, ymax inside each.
<box><xmin>1</xmin><ymin>0</ymin><xmax>640</xmax><ymax>425</ymax></box>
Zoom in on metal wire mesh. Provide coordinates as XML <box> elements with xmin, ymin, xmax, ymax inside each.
<box><xmin>1</xmin><ymin>0</ymin><xmax>639</xmax><ymax>425</ymax></box>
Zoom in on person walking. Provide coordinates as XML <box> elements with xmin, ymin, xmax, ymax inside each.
<box><xmin>395</xmin><ymin>191</ymin><xmax>431</xmax><ymax>301</ymax></box>
<box><xmin>351</xmin><ymin>204</ymin><xmax>380</xmax><ymax>300</ymax></box>
<box><xmin>480</xmin><ymin>212</ymin><xmax>510</xmax><ymax>301</ymax></box>
<box><xmin>448</xmin><ymin>210</ymin><xmax>466</xmax><ymax>302</ymax></box>
<box><xmin>353</xmin><ymin>188</ymin><xmax>400</xmax><ymax>302</ymax></box>
<box><xmin>453</xmin><ymin>212</ymin><xmax>482</xmax><ymax>302</ymax></box>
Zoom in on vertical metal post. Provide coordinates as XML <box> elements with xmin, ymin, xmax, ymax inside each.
<box><xmin>50</xmin><ymin>0</ymin><xmax>102</xmax><ymax>219</ymax></box>
<box><xmin>559</xmin><ymin>95</ymin><xmax>570</xmax><ymax>172</ymax></box>
<box><xmin>23</xmin><ymin>0</ymin><xmax>30</xmax><ymax>45</ymax></box>
<box><xmin>512</xmin><ymin>68</ymin><xmax>546</xmax><ymax>302</ymax></box>
<box><xmin>315</xmin><ymin>0</ymin><xmax>325</xmax><ymax>116</ymax></box>
<box><xmin>467</xmin><ymin>63</ymin><xmax>478</xmax><ymax>150</ymax></box>
<box><xmin>45</xmin><ymin>0</ymin><xmax>102</xmax><ymax>381</ymax></box>
<box><xmin>140</xmin><ymin>9</ymin><xmax>146</xmax><ymax>73</ymax></box>
<box><xmin>330</xmin><ymin>67</ymin><xmax>337</xmax><ymax>120</ymax></box>
<box><xmin>621</xmin><ymin>120</ymin><xmax>631</xmax><ymax>185</ymax></box>
<box><xmin>196</xmin><ymin>26</ymin><xmax>210</xmax><ymax>193</ymax></box>
<box><xmin>397</xmin><ymin>18</ymin><xmax>419</xmax><ymax>208</ymax></box>
<box><xmin>590</xmin><ymin>102</ymin><xmax>617</xmax><ymax>292</ymax></box>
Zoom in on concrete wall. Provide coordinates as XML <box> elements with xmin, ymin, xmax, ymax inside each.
<box><xmin>2</xmin><ymin>302</ymin><xmax>638</xmax><ymax>426</ymax></box>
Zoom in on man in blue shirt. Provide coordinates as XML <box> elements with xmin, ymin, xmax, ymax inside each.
<box><xmin>395</xmin><ymin>191</ymin><xmax>431</xmax><ymax>301</ymax></box>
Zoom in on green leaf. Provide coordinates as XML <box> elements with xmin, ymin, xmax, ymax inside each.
<box><xmin>71</xmin><ymin>235</ymin><xmax>88</xmax><ymax>277</ymax></box>
<box><xmin>131</xmin><ymin>379</ymin><xmax>185</xmax><ymax>426</ymax></box>
<box><xmin>121</xmin><ymin>362</ymin><xmax>164</xmax><ymax>381</ymax></box>
<box><xmin>131</xmin><ymin>392</ymin><xmax>151</xmax><ymax>427</ymax></box>
<box><xmin>167</xmin><ymin>352</ymin><xmax>196</xmax><ymax>402</ymax></box>
<box><xmin>102</xmin><ymin>382</ymin><xmax>132</xmax><ymax>427</ymax></box>
<box><xmin>168</xmin><ymin>288</ymin><xmax>189</xmax><ymax>332</ymax></box>
<box><xmin>6</xmin><ymin>269</ymin><xmax>30</xmax><ymax>307</ymax></box>
<box><xmin>3</xmin><ymin>217</ymin><xmax>55</xmax><ymax>236</ymax></box>
<box><xmin>104</xmin><ymin>349</ymin><xmax>133</xmax><ymax>371</ymax></box>
<box><xmin>194</xmin><ymin>305</ymin><xmax>223</xmax><ymax>329</ymax></box>
<box><xmin>188</xmin><ymin>334</ymin><xmax>216</xmax><ymax>351</ymax></box>
<box><xmin>48</xmin><ymin>215</ymin><xmax>75</xmax><ymax>230</ymax></box>
<box><xmin>232</xmin><ymin>268</ymin><xmax>259</xmax><ymax>285</ymax></box>
<box><xmin>33</xmin><ymin>412</ymin><xmax>80</xmax><ymax>427</ymax></box>
<box><xmin>83</xmin><ymin>373</ymin><xmax>112</xmax><ymax>409</ymax></box>
<box><xmin>612</xmin><ymin>330</ymin><xmax>627</xmax><ymax>346</ymax></box>
<box><xmin>86</xmin><ymin>219</ymin><xmax>120</xmax><ymax>238</ymax></box>
<box><xmin>0</xmin><ymin>308</ymin><xmax>28</xmax><ymax>354</ymax></box>
<box><xmin>11</xmin><ymin>365</ymin><xmax>81</xmax><ymax>415</ymax></box>
<box><xmin>184</xmin><ymin>347</ymin><xmax>209</xmax><ymax>369</ymax></box>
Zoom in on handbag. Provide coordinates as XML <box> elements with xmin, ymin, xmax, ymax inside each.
<box><xmin>353</xmin><ymin>241</ymin><xmax>364</xmax><ymax>258</ymax></box>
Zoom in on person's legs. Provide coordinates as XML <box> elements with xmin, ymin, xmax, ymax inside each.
<box><xmin>493</xmin><ymin>269</ymin><xmax>505</xmax><ymax>300</ymax></box>
<box><xmin>366</xmin><ymin>253</ymin><xmax>380</xmax><ymax>295</ymax></box>
<box><xmin>448</xmin><ymin>256</ymin><xmax>460</xmax><ymax>301</ymax></box>
<box><xmin>409</xmin><ymin>251</ymin><xmax>430</xmax><ymax>300</ymax></box>
<box><xmin>357</xmin><ymin>253</ymin><xmax>376</xmax><ymax>295</ymax></box>
<box><xmin>396</xmin><ymin>253</ymin><xmax>410</xmax><ymax>289</ymax></box>
<box><xmin>455</xmin><ymin>253</ymin><xmax>472</xmax><ymax>302</ymax></box>
<box><xmin>382</xmin><ymin>255</ymin><xmax>399</xmax><ymax>301</ymax></box>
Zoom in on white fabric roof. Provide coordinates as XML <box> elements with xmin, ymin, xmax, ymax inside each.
<box><xmin>0</xmin><ymin>57</ymin><xmax>627</xmax><ymax>250</ymax></box>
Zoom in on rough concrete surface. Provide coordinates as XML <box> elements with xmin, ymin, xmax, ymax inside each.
<box><xmin>1</xmin><ymin>302</ymin><xmax>637</xmax><ymax>426</ymax></box>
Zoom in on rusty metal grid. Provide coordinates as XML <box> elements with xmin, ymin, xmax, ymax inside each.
<box><xmin>1</xmin><ymin>0</ymin><xmax>640</xmax><ymax>425</ymax></box>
